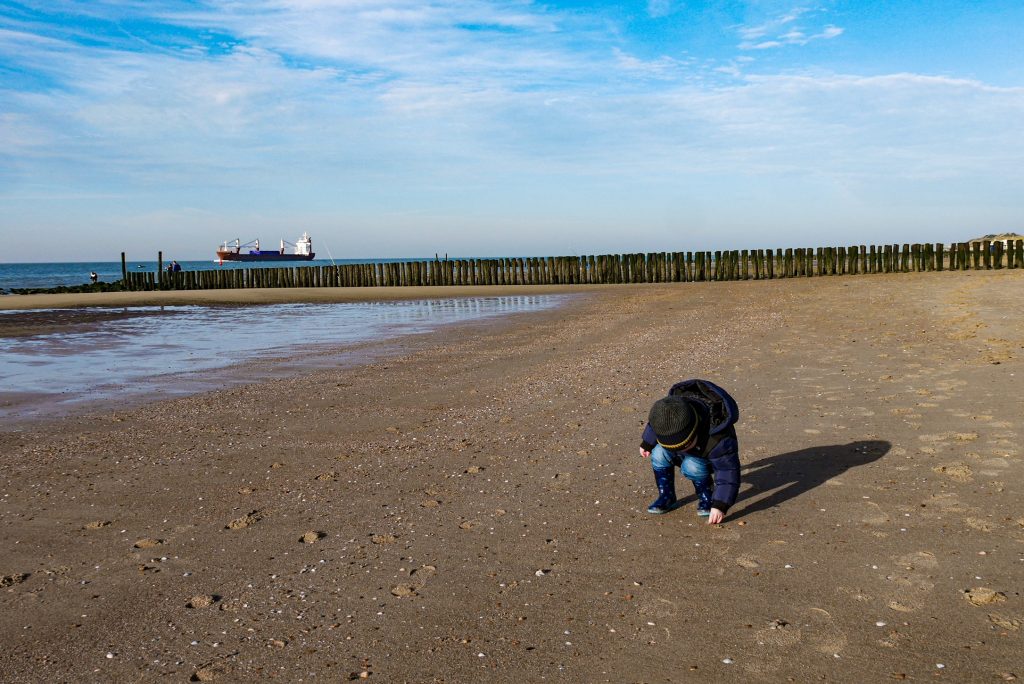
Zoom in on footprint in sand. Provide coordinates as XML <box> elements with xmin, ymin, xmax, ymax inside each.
<box><xmin>988</xmin><ymin>614</ymin><xmax>1021</xmax><ymax>631</ymax></box>
<box><xmin>978</xmin><ymin>457</ymin><xmax>1010</xmax><ymax>477</ymax></box>
<box><xmin>932</xmin><ymin>462</ymin><xmax>973</xmax><ymax>482</ymax></box>
<box><xmin>963</xmin><ymin>587</ymin><xmax>1006</xmax><ymax>607</ymax></box>
<box><xmin>736</xmin><ymin>556</ymin><xmax>760</xmax><ymax>569</ymax></box>
<box><xmin>917</xmin><ymin>433</ymin><xmax>949</xmax><ymax>444</ymax></box>
<box><xmin>0</xmin><ymin>573</ymin><xmax>29</xmax><ymax>588</ymax></box>
<box><xmin>390</xmin><ymin>564</ymin><xmax>438</xmax><ymax>598</ymax></box>
<box><xmin>638</xmin><ymin>597</ymin><xmax>679</xmax><ymax>620</ymax></box>
<box><xmin>964</xmin><ymin>517</ymin><xmax>997</xmax><ymax>532</ymax></box>
<box><xmin>133</xmin><ymin>538</ymin><xmax>164</xmax><ymax>549</ymax></box>
<box><xmin>226</xmin><ymin>510</ymin><xmax>264</xmax><ymax>530</ymax></box>
<box><xmin>880</xmin><ymin>551</ymin><xmax>938</xmax><ymax>614</ymax></box>
<box><xmin>745</xmin><ymin>607</ymin><xmax>847</xmax><ymax>674</ymax></box>
<box><xmin>861</xmin><ymin>502</ymin><xmax>891</xmax><ymax>525</ymax></box>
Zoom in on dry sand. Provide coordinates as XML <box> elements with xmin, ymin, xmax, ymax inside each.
<box><xmin>1</xmin><ymin>271</ymin><xmax>1022</xmax><ymax>682</ymax></box>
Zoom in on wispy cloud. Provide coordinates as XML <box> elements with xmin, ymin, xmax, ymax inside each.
<box><xmin>612</xmin><ymin>48</ymin><xmax>684</xmax><ymax>80</ymax></box>
<box><xmin>738</xmin><ymin>7</ymin><xmax>843</xmax><ymax>50</ymax></box>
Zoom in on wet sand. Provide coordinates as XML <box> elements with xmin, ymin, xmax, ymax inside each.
<box><xmin>1</xmin><ymin>271</ymin><xmax>1022</xmax><ymax>682</ymax></box>
<box><xmin>0</xmin><ymin>284</ymin><xmax>585</xmax><ymax>311</ymax></box>
<box><xmin>0</xmin><ymin>295</ymin><xmax>568</xmax><ymax>423</ymax></box>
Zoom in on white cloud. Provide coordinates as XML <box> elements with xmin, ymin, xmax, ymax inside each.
<box><xmin>738</xmin><ymin>6</ymin><xmax>843</xmax><ymax>50</ymax></box>
<box><xmin>612</xmin><ymin>48</ymin><xmax>683</xmax><ymax>79</ymax></box>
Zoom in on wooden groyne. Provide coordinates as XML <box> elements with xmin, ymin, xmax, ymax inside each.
<box><xmin>120</xmin><ymin>240</ymin><xmax>1024</xmax><ymax>291</ymax></box>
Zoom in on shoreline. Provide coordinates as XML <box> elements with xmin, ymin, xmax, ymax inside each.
<box><xmin>0</xmin><ymin>284</ymin><xmax>593</xmax><ymax>311</ymax></box>
<box><xmin>1</xmin><ymin>270</ymin><xmax>1022</xmax><ymax>682</ymax></box>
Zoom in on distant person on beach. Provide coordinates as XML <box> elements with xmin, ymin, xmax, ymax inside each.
<box><xmin>172</xmin><ymin>260</ymin><xmax>181</xmax><ymax>272</ymax></box>
<box><xmin>89</xmin><ymin>271</ymin><xmax>98</xmax><ymax>283</ymax></box>
<box><xmin>640</xmin><ymin>379</ymin><xmax>741</xmax><ymax>524</ymax></box>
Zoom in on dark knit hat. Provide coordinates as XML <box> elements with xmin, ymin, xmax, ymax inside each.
<box><xmin>648</xmin><ymin>396</ymin><xmax>698</xmax><ymax>449</ymax></box>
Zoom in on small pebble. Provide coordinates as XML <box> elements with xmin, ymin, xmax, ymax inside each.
<box><xmin>875</xmin><ymin>621</ymin><xmax>887</xmax><ymax>627</ymax></box>
<box><xmin>105</xmin><ymin>652</ymin><xmax>114</xmax><ymax>659</ymax></box>
<box><xmin>722</xmin><ymin>658</ymin><xmax>733</xmax><ymax>664</ymax></box>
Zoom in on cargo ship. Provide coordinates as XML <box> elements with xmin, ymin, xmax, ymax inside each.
<box><xmin>216</xmin><ymin>232</ymin><xmax>315</xmax><ymax>262</ymax></box>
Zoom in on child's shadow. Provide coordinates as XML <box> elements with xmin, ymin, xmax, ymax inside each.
<box><xmin>728</xmin><ymin>440</ymin><xmax>891</xmax><ymax>520</ymax></box>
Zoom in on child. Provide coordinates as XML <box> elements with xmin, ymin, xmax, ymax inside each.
<box><xmin>640</xmin><ymin>379</ymin><xmax>741</xmax><ymax>524</ymax></box>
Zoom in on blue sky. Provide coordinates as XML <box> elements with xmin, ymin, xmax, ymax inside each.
<box><xmin>1</xmin><ymin>0</ymin><xmax>1022</xmax><ymax>261</ymax></box>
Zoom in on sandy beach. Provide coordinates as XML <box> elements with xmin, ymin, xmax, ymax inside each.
<box><xmin>1</xmin><ymin>271</ymin><xmax>1022</xmax><ymax>682</ymax></box>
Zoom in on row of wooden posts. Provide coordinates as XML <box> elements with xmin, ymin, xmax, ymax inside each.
<box><xmin>120</xmin><ymin>240</ymin><xmax>1024</xmax><ymax>291</ymax></box>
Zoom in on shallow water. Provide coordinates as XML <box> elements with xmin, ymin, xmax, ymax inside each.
<box><xmin>0</xmin><ymin>295</ymin><xmax>566</xmax><ymax>419</ymax></box>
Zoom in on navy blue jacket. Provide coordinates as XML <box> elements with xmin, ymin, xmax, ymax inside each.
<box><xmin>641</xmin><ymin>379</ymin><xmax>741</xmax><ymax>513</ymax></box>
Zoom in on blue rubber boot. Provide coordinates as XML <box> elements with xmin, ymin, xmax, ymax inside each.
<box><xmin>647</xmin><ymin>468</ymin><xmax>678</xmax><ymax>514</ymax></box>
<box><xmin>693</xmin><ymin>478</ymin><xmax>714</xmax><ymax>517</ymax></box>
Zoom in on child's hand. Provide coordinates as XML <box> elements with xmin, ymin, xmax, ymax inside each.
<box><xmin>639</xmin><ymin>448</ymin><xmax>650</xmax><ymax>458</ymax></box>
<box><xmin>707</xmin><ymin>508</ymin><xmax>724</xmax><ymax>524</ymax></box>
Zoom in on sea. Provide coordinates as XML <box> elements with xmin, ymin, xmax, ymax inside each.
<box><xmin>0</xmin><ymin>258</ymin><xmax>420</xmax><ymax>292</ymax></box>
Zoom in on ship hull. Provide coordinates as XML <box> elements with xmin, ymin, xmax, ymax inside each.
<box><xmin>216</xmin><ymin>251</ymin><xmax>316</xmax><ymax>262</ymax></box>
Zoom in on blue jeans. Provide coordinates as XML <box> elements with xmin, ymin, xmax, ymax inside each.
<box><xmin>651</xmin><ymin>445</ymin><xmax>711</xmax><ymax>484</ymax></box>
